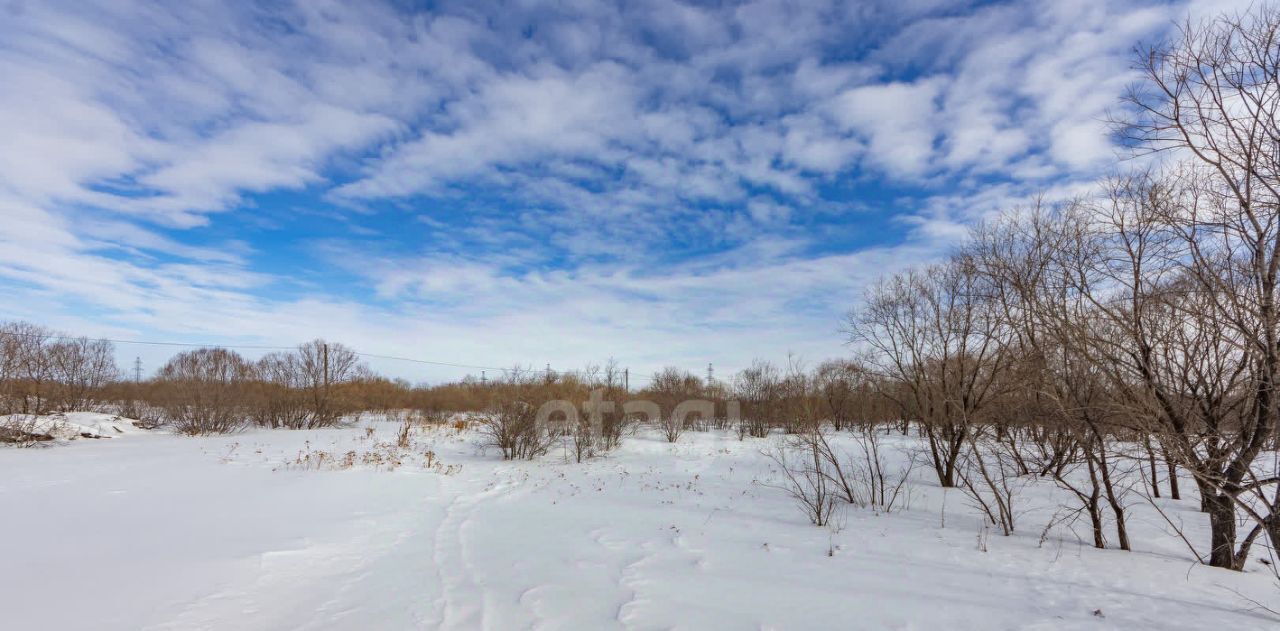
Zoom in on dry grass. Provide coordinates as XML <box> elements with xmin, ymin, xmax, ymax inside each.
<box><xmin>274</xmin><ymin>421</ymin><xmax>461</xmax><ymax>474</ymax></box>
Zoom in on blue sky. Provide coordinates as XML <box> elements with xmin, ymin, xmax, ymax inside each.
<box><xmin>0</xmin><ymin>0</ymin><xmax>1237</xmax><ymax>383</ymax></box>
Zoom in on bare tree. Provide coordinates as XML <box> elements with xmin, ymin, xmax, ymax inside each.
<box><xmin>250</xmin><ymin>351</ymin><xmax>310</xmax><ymax>429</ymax></box>
<box><xmin>295</xmin><ymin>339</ymin><xmax>362</xmax><ymax>427</ymax></box>
<box><xmin>1121</xmin><ymin>5</ymin><xmax>1280</xmax><ymax>568</ymax></box>
<box><xmin>814</xmin><ymin>359</ymin><xmax>876</xmax><ymax>432</ymax></box>
<box><xmin>849</xmin><ymin>258</ymin><xmax>1012</xmax><ymax>487</ymax></box>
<box><xmin>646</xmin><ymin>366</ymin><xmax>703</xmax><ymax>442</ymax></box>
<box><xmin>47</xmin><ymin>336</ymin><xmax>117</xmax><ymax>412</ymax></box>
<box><xmin>733</xmin><ymin>359</ymin><xmax>783</xmax><ymax>439</ymax></box>
<box><xmin>577</xmin><ymin>359</ymin><xmax>633</xmax><ymax>453</ymax></box>
<box><xmin>970</xmin><ymin>206</ymin><xmax>1134</xmax><ymax>550</ymax></box>
<box><xmin>0</xmin><ymin>322</ymin><xmax>54</xmax><ymax>414</ymax></box>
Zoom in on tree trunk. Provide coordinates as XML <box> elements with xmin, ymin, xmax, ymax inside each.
<box><xmin>1196</xmin><ymin>477</ymin><xmax>1214</xmax><ymax>513</ymax></box>
<box><xmin>1164</xmin><ymin>452</ymin><xmax>1180</xmax><ymax>500</ymax></box>
<box><xmin>1096</xmin><ymin>444</ymin><xmax>1130</xmax><ymax>551</ymax></box>
<box><xmin>1144</xmin><ymin>437</ymin><xmax>1160</xmax><ymax>498</ymax></box>
<box><xmin>1205</xmin><ymin>492</ymin><xmax>1244</xmax><ymax>570</ymax></box>
<box><xmin>1085</xmin><ymin>456</ymin><xmax>1105</xmax><ymax>549</ymax></box>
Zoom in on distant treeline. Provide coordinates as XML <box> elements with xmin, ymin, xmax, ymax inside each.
<box><xmin>0</xmin><ymin>320</ymin><xmax>896</xmax><ymax>437</ymax></box>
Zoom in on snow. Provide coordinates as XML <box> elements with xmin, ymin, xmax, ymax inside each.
<box><xmin>1</xmin><ymin>411</ymin><xmax>148</xmax><ymax>441</ymax></box>
<box><xmin>1</xmin><ymin>418</ymin><xmax>1277</xmax><ymax>629</ymax></box>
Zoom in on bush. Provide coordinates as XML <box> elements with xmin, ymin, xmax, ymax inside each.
<box><xmin>156</xmin><ymin>348</ymin><xmax>252</xmax><ymax>435</ymax></box>
<box><xmin>474</xmin><ymin>372</ymin><xmax>556</xmax><ymax>460</ymax></box>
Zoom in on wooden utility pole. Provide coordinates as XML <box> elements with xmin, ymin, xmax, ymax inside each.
<box><xmin>322</xmin><ymin>343</ymin><xmax>329</xmax><ymax>393</ymax></box>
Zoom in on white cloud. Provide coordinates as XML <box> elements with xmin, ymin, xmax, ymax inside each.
<box><xmin>0</xmin><ymin>0</ymin><xmax>1208</xmax><ymax>380</ymax></box>
<box><xmin>830</xmin><ymin>79</ymin><xmax>945</xmax><ymax>178</ymax></box>
<box><xmin>337</xmin><ymin>62</ymin><xmax>641</xmax><ymax>198</ymax></box>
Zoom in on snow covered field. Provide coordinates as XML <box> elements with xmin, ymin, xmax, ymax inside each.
<box><xmin>2</xmin><ymin>417</ymin><xmax>1278</xmax><ymax>630</ymax></box>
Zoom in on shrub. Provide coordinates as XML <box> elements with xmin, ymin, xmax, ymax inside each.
<box><xmin>156</xmin><ymin>348</ymin><xmax>252</xmax><ymax>435</ymax></box>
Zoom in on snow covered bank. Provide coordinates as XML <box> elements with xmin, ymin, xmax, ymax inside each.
<box><xmin>1</xmin><ymin>422</ymin><xmax>1277</xmax><ymax>629</ymax></box>
<box><xmin>0</xmin><ymin>411</ymin><xmax>149</xmax><ymax>443</ymax></box>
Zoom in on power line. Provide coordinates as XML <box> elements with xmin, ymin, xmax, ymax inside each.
<box><xmin>0</xmin><ymin>329</ymin><xmax>293</xmax><ymax>350</ymax></box>
<box><xmin>350</xmin><ymin>350</ymin><xmax>568</xmax><ymax>378</ymax></box>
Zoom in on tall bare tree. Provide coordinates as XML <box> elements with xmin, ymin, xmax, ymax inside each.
<box><xmin>849</xmin><ymin>257</ymin><xmax>1012</xmax><ymax>487</ymax></box>
<box><xmin>1120</xmin><ymin>6</ymin><xmax>1280</xmax><ymax>568</ymax></box>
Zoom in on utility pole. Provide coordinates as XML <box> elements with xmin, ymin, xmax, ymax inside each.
<box><xmin>322</xmin><ymin>342</ymin><xmax>330</xmax><ymax>396</ymax></box>
<box><xmin>623</xmin><ymin>368</ymin><xmax>629</xmax><ymax>392</ymax></box>
<box><xmin>133</xmin><ymin>357</ymin><xmax>142</xmax><ymax>383</ymax></box>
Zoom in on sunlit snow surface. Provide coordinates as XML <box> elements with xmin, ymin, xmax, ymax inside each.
<box><xmin>2</xmin><ymin>418</ymin><xmax>1276</xmax><ymax>629</ymax></box>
